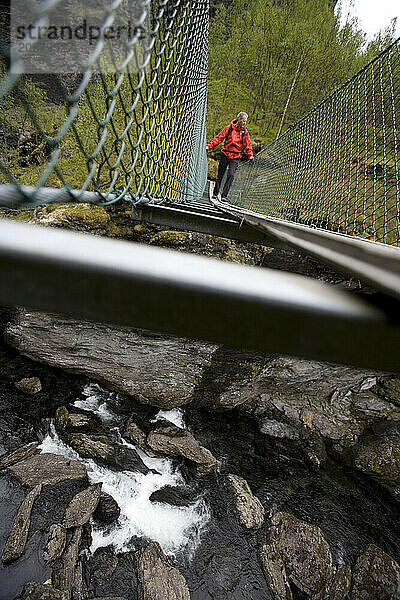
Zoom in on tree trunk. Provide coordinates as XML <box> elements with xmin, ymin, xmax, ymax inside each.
<box><xmin>275</xmin><ymin>50</ymin><xmax>305</xmax><ymax>140</ymax></box>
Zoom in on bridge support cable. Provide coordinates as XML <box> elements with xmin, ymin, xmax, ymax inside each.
<box><xmin>212</xmin><ymin>197</ymin><xmax>400</xmax><ymax>301</ymax></box>
<box><xmin>1</xmin><ymin>220</ymin><xmax>400</xmax><ymax>373</ymax></box>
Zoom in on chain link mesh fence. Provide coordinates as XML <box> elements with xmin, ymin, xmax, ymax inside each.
<box><xmin>230</xmin><ymin>38</ymin><xmax>400</xmax><ymax>246</ymax></box>
<box><xmin>0</xmin><ymin>0</ymin><xmax>208</xmax><ymax>208</ymax></box>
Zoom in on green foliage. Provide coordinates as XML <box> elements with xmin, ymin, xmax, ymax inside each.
<box><xmin>207</xmin><ymin>0</ymin><xmax>397</xmax><ymax>147</ymax></box>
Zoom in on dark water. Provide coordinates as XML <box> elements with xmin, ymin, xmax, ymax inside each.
<box><xmin>0</xmin><ymin>337</ymin><xmax>399</xmax><ymax>599</ymax></box>
<box><xmin>178</xmin><ymin>407</ymin><xmax>400</xmax><ymax>600</ymax></box>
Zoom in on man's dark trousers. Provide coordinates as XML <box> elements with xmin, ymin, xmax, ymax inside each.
<box><xmin>213</xmin><ymin>154</ymin><xmax>239</xmax><ymax>198</ymax></box>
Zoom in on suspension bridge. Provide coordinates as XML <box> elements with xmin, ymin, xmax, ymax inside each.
<box><xmin>0</xmin><ymin>1</ymin><xmax>399</xmax><ymax>372</ymax></box>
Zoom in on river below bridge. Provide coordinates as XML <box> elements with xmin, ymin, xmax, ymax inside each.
<box><xmin>0</xmin><ymin>331</ymin><xmax>399</xmax><ymax>600</ymax></box>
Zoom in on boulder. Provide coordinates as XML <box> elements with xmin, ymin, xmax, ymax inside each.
<box><xmin>124</xmin><ymin>417</ymin><xmax>158</xmax><ymax>457</ymax></box>
<box><xmin>67</xmin><ymin>413</ymin><xmax>91</xmax><ymax>428</ymax></box>
<box><xmin>93</xmin><ymin>493</ymin><xmax>121</xmax><ymax>524</ymax></box>
<box><xmin>63</xmin><ymin>482</ymin><xmax>102</xmax><ymax>528</ymax></box>
<box><xmin>43</xmin><ymin>523</ymin><xmax>67</xmax><ymax>563</ymax></box>
<box><xmin>5</xmin><ymin>310</ymin><xmax>219</xmax><ymax>408</ymax></box>
<box><xmin>221</xmin><ymin>474</ymin><xmax>265</xmax><ymax>529</ymax></box>
<box><xmin>258</xmin><ymin>543</ymin><xmax>292</xmax><ymax>600</ymax></box>
<box><xmin>7</xmin><ymin>453</ymin><xmax>87</xmax><ymax>487</ymax></box>
<box><xmin>52</xmin><ymin>526</ymin><xmax>82</xmax><ymax>594</ymax></box>
<box><xmin>330</xmin><ymin>565</ymin><xmax>351</xmax><ymax>600</ymax></box>
<box><xmin>55</xmin><ymin>406</ymin><xmax>69</xmax><ymax>432</ymax></box>
<box><xmin>348</xmin><ymin>432</ymin><xmax>400</xmax><ymax>501</ymax></box>
<box><xmin>16</xmin><ymin>582</ymin><xmax>69</xmax><ymax>600</ymax></box>
<box><xmin>149</xmin><ymin>485</ymin><xmax>198</xmax><ymax>507</ymax></box>
<box><xmin>351</xmin><ymin>544</ymin><xmax>400</xmax><ymax>600</ymax></box>
<box><xmin>67</xmin><ymin>433</ymin><xmax>150</xmax><ymax>473</ymax></box>
<box><xmin>135</xmin><ymin>541</ymin><xmax>190</xmax><ymax>600</ymax></box>
<box><xmin>147</xmin><ymin>423</ymin><xmax>220</xmax><ymax>476</ymax></box>
<box><xmin>1</xmin><ymin>484</ymin><xmax>42</xmax><ymax>564</ymax></box>
<box><xmin>0</xmin><ymin>441</ymin><xmax>38</xmax><ymax>469</ymax></box>
<box><xmin>266</xmin><ymin>512</ymin><xmax>335</xmax><ymax>600</ymax></box>
<box><xmin>14</xmin><ymin>376</ymin><xmax>42</xmax><ymax>394</ymax></box>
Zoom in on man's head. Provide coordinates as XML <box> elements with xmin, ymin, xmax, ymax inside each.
<box><xmin>236</xmin><ymin>112</ymin><xmax>248</xmax><ymax>127</ymax></box>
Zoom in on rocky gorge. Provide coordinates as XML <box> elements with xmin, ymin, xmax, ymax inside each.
<box><xmin>0</xmin><ymin>203</ymin><xmax>399</xmax><ymax>599</ymax></box>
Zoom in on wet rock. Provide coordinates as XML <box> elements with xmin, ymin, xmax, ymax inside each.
<box><xmin>67</xmin><ymin>413</ymin><xmax>91</xmax><ymax>428</ymax></box>
<box><xmin>330</xmin><ymin>565</ymin><xmax>351</xmax><ymax>600</ymax></box>
<box><xmin>5</xmin><ymin>310</ymin><xmax>218</xmax><ymax>408</ymax></box>
<box><xmin>63</xmin><ymin>482</ymin><xmax>102</xmax><ymax>528</ymax></box>
<box><xmin>52</xmin><ymin>526</ymin><xmax>82</xmax><ymax>594</ymax></box>
<box><xmin>55</xmin><ymin>406</ymin><xmax>69</xmax><ymax>432</ymax></box>
<box><xmin>221</xmin><ymin>474</ymin><xmax>264</xmax><ymax>529</ymax></box>
<box><xmin>258</xmin><ymin>543</ymin><xmax>292</xmax><ymax>600</ymax></box>
<box><xmin>93</xmin><ymin>493</ymin><xmax>121</xmax><ymax>524</ymax></box>
<box><xmin>147</xmin><ymin>423</ymin><xmax>220</xmax><ymax>477</ymax></box>
<box><xmin>86</xmin><ymin>546</ymin><xmax>119</xmax><ymax>595</ymax></box>
<box><xmin>348</xmin><ymin>433</ymin><xmax>400</xmax><ymax>501</ymax></box>
<box><xmin>124</xmin><ymin>417</ymin><xmax>158</xmax><ymax>457</ymax></box>
<box><xmin>1</xmin><ymin>483</ymin><xmax>42</xmax><ymax>563</ymax></box>
<box><xmin>267</xmin><ymin>512</ymin><xmax>335</xmax><ymax>600</ymax></box>
<box><xmin>218</xmin><ymin>356</ymin><xmax>400</xmax><ymax>448</ymax></box>
<box><xmin>149</xmin><ymin>485</ymin><xmax>198</xmax><ymax>507</ymax></box>
<box><xmin>351</xmin><ymin>544</ymin><xmax>400</xmax><ymax>600</ymax></box>
<box><xmin>15</xmin><ymin>376</ymin><xmax>42</xmax><ymax>394</ymax></box>
<box><xmin>135</xmin><ymin>541</ymin><xmax>190</xmax><ymax>600</ymax></box>
<box><xmin>68</xmin><ymin>433</ymin><xmax>150</xmax><ymax>473</ymax></box>
<box><xmin>43</xmin><ymin>523</ymin><xmax>67</xmax><ymax>563</ymax></box>
<box><xmin>259</xmin><ymin>420</ymin><xmax>301</xmax><ymax>440</ymax></box>
<box><xmin>0</xmin><ymin>441</ymin><xmax>38</xmax><ymax>469</ymax></box>
<box><xmin>16</xmin><ymin>581</ymin><xmax>69</xmax><ymax>600</ymax></box>
<box><xmin>7</xmin><ymin>453</ymin><xmax>87</xmax><ymax>486</ymax></box>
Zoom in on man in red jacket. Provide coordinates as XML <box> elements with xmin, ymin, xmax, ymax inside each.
<box><xmin>206</xmin><ymin>111</ymin><xmax>254</xmax><ymax>201</ymax></box>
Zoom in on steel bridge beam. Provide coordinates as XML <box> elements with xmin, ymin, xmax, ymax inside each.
<box><xmin>132</xmin><ymin>202</ymin><xmax>288</xmax><ymax>248</ymax></box>
<box><xmin>213</xmin><ymin>198</ymin><xmax>400</xmax><ymax>301</ymax></box>
<box><xmin>0</xmin><ymin>220</ymin><xmax>399</xmax><ymax>373</ymax></box>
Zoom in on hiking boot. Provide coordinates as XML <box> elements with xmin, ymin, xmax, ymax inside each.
<box><xmin>211</xmin><ymin>195</ymin><xmax>218</xmax><ymax>199</ymax></box>
<box><xmin>221</xmin><ymin>197</ymin><xmax>228</xmax><ymax>202</ymax></box>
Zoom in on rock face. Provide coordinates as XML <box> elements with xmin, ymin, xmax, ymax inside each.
<box><xmin>0</xmin><ymin>441</ymin><xmax>38</xmax><ymax>469</ymax></box>
<box><xmin>351</xmin><ymin>544</ymin><xmax>400</xmax><ymax>600</ymax></box>
<box><xmin>7</xmin><ymin>453</ymin><xmax>87</xmax><ymax>487</ymax></box>
<box><xmin>63</xmin><ymin>483</ymin><xmax>102</xmax><ymax>528</ymax></box>
<box><xmin>5</xmin><ymin>310</ymin><xmax>219</xmax><ymax>408</ymax></box>
<box><xmin>214</xmin><ymin>355</ymin><xmax>400</xmax><ymax>492</ymax></box>
<box><xmin>260</xmin><ymin>512</ymin><xmax>336</xmax><ymax>600</ymax></box>
<box><xmin>14</xmin><ymin>376</ymin><xmax>42</xmax><ymax>394</ymax></box>
<box><xmin>67</xmin><ymin>433</ymin><xmax>150</xmax><ymax>473</ymax></box>
<box><xmin>147</xmin><ymin>422</ymin><xmax>220</xmax><ymax>476</ymax></box>
<box><xmin>93</xmin><ymin>493</ymin><xmax>121</xmax><ymax>524</ymax></box>
<box><xmin>1</xmin><ymin>484</ymin><xmax>42</xmax><ymax>563</ymax></box>
<box><xmin>221</xmin><ymin>474</ymin><xmax>264</xmax><ymax>529</ymax></box>
<box><xmin>135</xmin><ymin>541</ymin><xmax>190</xmax><ymax>600</ymax></box>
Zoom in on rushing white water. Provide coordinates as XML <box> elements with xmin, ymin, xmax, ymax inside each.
<box><xmin>151</xmin><ymin>408</ymin><xmax>186</xmax><ymax>429</ymax></box>
<box><xmin>73</xmin><ymin>383</ymin><xmax>119</xmax><ymax>422</ymax></box>
<box><xmin>39</xmin><ymin>385</ymin><xmax>210</xmax><ymax>558</ymax></box>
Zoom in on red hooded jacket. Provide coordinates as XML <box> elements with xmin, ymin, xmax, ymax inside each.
<box><xmin>207</xmin><ymin>120</ymin><xmax>253</xmax><ymax>160</ymax></box>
